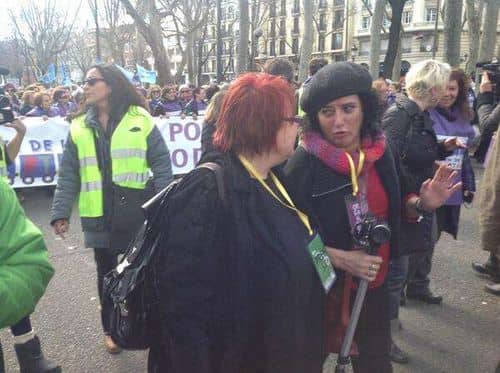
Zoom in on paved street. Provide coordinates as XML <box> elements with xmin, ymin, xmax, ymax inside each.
<box><xmin>1</xmin><ymin>165</ymin><xmax>499</xmax><ymax>373</ymax></box>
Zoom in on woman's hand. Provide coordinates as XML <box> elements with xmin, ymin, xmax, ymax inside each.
<box><xmin>326</xmin><ymin>247</ymin><xmax>382</xmax><ymax>282</ymax></box>
<box><xmin>419</xmin><ymin>163</ymin><xmax>462</xmax><ymax>211</ymax></box>
<box><xmin>53</xmin><ymin>219</ymin><xmax>69</xmax><ymax>239</ymax></box>
<box><xmin>443</xmin><ymin>137</ymin><xmax>466</xmax><ymax>152</ymax></box>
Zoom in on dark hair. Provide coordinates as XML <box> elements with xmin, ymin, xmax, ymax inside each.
<box><xmin>192</xmin><ymin>87</ymin><xmax>202</xmax><ymax>99</ymax></box>
<box><xmin>52</xmin><ymin>88</ymin><xmax>67</xmax><ymax>102</ymax></box>
<box><xmin>86</xmin><ymin>64</ymin><xmax>148</xmax><ymax>119</ymax></box>
<box><xmin>205</xmin><ymin>84</ymin><xmax>220</xmax><ymax>101</ymax></box>
<box><xmin>214</xmin><ymin>73</ymin><xmax>294</xmax><ymax>155</ymax></box>
<box><xmin>161</xmin><ymin>86</ymin><xmax>176</xmax><ymax>99</ymax></box>
<box><xmin>449</xmin><ymin>69</ymin><xmax>474</xmax><ymax>120</ymax></box>
<box><xmin>309</xmin><ymin>58</ymin><xmax>328</xmax><ymax>76</ymax></box>
<box><xmin>263</xmin><ymin>58</ymin><xmax>295</xmax><ymax>83</ymax></box>
<box><xmin>305</xmin><ymin>89</ymin><xmax>382</xmax><ymax>142</ymax></box>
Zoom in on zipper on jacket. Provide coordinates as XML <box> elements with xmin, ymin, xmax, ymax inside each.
<box><xmin>311</xmin><ymin>183</ymin><xmax>352</xmax><ymax>198</ymax></box>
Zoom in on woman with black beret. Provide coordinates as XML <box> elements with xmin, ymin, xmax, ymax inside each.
<box><xmin>283</xmin><ymin>62</ymin><xmax>461</xmax><ymax>372</ymax></box>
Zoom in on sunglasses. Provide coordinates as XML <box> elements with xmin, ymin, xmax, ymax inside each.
<box><xmin>283</xmin><ymin>115</ymin><xmax>305</xmax><ymax>127</ymax></box>
<box><xmin>83</xmin><ymin>78</ymin><xmax>106</xmax><ymax>86</ymax></box>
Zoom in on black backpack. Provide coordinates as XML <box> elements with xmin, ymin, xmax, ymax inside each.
<box><xmin>102</xmin><ymin>162</ymin><xmax>227</xmax><ymax>350</ymax></box>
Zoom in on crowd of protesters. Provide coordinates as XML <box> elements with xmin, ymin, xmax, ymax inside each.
<box><xmin>0</xmin><ymin>56</ymin><xmax>499</xmax><ymax>373</ymax></box>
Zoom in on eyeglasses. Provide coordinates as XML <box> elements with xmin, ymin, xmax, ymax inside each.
<box><xmin>283</xmin><ymin>115</ymin><xmax>305</xmax><ymax>127</ymax></box>
<box><xmin>83</xmin><ymin>78</ymin><xmax>106</xmax><ymax>86</ymax></box>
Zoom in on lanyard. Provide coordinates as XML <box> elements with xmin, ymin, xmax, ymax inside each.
<box><xmin>238</xmin><ymin>155</ymin><xmax>313</xmax><ymax>236</ymax></box>
<box><xmin>345</xmin><ymin>150</ymin><xmax>366</xmax><ymax>196</ymax></box>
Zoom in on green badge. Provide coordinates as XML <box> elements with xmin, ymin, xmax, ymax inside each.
<box><xmin>307</xmin><ymin>232</ymin><xmax>336</xmax><ymax>293</ymax></box>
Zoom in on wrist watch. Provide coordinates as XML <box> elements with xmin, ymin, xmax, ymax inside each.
<box><xmin>415</xmin><ymin>198</ymin><xmax>426</xmax><ymax>215</ymax></box>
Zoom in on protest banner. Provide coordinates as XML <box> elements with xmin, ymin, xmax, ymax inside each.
<box><xmin>0</xmin><ymin>115</ymin><xmax>203</xmax><ymax>188</ymax></box>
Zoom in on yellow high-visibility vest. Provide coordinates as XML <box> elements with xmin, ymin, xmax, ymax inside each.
<box><xmin>70</xmin><ymin>105</ymin><xmax>153</xmax><ymax>218</ymax></box>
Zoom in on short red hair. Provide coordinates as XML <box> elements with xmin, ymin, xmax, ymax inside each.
<box><xmin>213</xmin><ymin>73</ymin><xmax>294</xmax><ymax>155</ymax></box>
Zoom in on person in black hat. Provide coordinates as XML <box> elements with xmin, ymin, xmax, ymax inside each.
<box><xmin>283</xmin><ymin>62</ymin><xmax>462</xmax><ymax>373</ymax></box>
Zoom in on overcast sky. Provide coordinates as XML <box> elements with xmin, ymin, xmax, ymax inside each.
<box><xmin>1</xmin><ymin>0</ymin><xmax>92</xmax><ymax>40</ymax></box>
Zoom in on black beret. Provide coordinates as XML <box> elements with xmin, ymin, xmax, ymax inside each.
<box><xmin>300</xmin><ymin>62</ymin><xmax>373</xmax><ymax>115</ymax></box>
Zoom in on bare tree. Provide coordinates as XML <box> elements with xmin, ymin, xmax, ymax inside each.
<box><xmin>478</xmin><ymin>0</ymin><xmax>500</xmax><ymax>63</ymax></box>
<box><xmin>382</xmin><ymin>0</ymin><xmax>407</xmax><ymax>79</ymax></box>
<box><xmin>63</xmin><ymin>29</ymin><xmax>96</xmax><ymax>78</ymax></box>
<box><xmin>444</xmin><ymin>0</ymin><xmax>463</xmax><ymax>66</ymax></box>
<box><xmin>298</xmin><ymin>0</ymin><xmax>313</xmax><ymax>82</ymax></box>
<box><xmin>0</xmin><ymin>38</ymin><xmax>25</xmax><ymax>84</ymax></box>
<box><xmin>369</xmin><ymin>0</ymin><xmax>386</xmax><ymax>79</ymax></box>
<box><xmin>9</xmin><ymin>0</ymin><xmax>82</xmax><ymax>77</ymax></box>
<box><xmin>120</xmin><ymin>0</ymin><xmax>173</xmax><ymax>84</ymax></box>
<box><xmin>237</xmin><ymin>0</ymin><xmax>250</xmax><ymax>74</ymax></box>
<box><xmin>160</xmin><ymin>0</ymin><xmax>214</xmax><ymax>83</ymax></box>
<box><xmin>465</xmin><ymin>0</ymin><xmax>484</xmax><ymax>74</ymax></box>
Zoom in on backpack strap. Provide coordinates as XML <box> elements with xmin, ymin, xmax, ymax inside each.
<box><xmin>197</xmin><ymin>162</ymin><xmax>228</xmax><ymax>209</ymax></box>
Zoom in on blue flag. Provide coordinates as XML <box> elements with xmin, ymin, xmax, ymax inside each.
<box><xmin>115</xmin><ymin>64</ymin><xmax>135</xmax><ymax>82</ymax></box>
<box><xmin>60</xmin><ymin>63</ymin><xmax>72</xmax><ymax>86</ymax></box>
<box><xmin>136</xmin><ymin>64</ymin><xmax>157</xmax><ymax>84</ymax></box>
<box><xmin>41</xmin><ymin>63</ymin><xmax>56</xmax><ymax>84</ymax></box>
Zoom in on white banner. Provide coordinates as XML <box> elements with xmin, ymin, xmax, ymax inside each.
<box><xmin>0</xmin><ymin>115</ymin><xmax>203</xmax><ymax>188</ymax></box>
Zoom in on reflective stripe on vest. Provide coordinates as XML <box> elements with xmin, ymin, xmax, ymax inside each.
<box><xmin>70</xmin><ymin>106</ymin><xmax>153</xmax><ymax>218</ymax></box>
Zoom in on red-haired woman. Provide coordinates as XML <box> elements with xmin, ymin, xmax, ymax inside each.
<box><xmin>148</xmin><ymin>72</ymin><xmax>338</xmax><ymax>372</ymax></box>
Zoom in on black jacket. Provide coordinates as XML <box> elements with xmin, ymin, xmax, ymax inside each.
<box><xmin>149</xmin><ymin>152</ymin><xmax>326</xmax><ymax>373</ymax></box>
<box><xmin>382</xmin><ymin>95</ymin><xmax>449</xmax><ymax>192</ymax></box>
<box><xmin>283</xmin><ymin>145</ymin><xmax>403</xmax><ymax>260</ymax></box>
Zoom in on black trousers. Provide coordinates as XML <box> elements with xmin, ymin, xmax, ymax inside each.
<box><xmin>94</xmin><ymin>248</ymin><xmax>119</xmax><ymax>334</ymax></box>
<box><xmin>351</xmin><ymin>284</ymin><xmax>393</xmax><ymax>373</ymax></box>
<box><xmin>10</xmin><ymin>316</ymin><xmax>32</xmax><ymax>336</ymax></box>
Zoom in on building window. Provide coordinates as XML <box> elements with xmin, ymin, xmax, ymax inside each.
<box><xmin>293</xmin><ymin>17</ymin><xmax>300</xmax><ymax>33</ymax></box>
<box><xmin>363</xmin><ymin>0</ymin><xmax>372</xmax><ymax>10</ymax></box>
<box><xmin>425</xmin><ymin>8</ymin><xmax>437</xmax><ymax>23</ymax></box>
<box><xmin>362</xmin><ymin>16</ymin><xmax>371</xmax><ymax>30</ymax></box>
<box><xmin>293</xmin><ymin>0</ymin><xmax>300</xmax><ymax>14</ymax></box>
<box><xmin>334</xmin><ymin>0</ymin><xmax>344</xmax><ymax>5</ymax></box>
<box><xmin>333</xmin><ymin>10</ymin><xmax>344</xmax><ymax>29</ymax></box>
<box><xmin>319</xmin><ymin>14</ymin><xmax>327</xmax><ymax>31</ymax></box>
<box><xmin>279</xmin><ymin>40</ymin><xmax>286</xmax><ymax>55</ymax></box>
<box><xmin>270</xmin><ymin>1</ymin><xmax>276</xmax><ymax>17</ymax></box>
<box><xmin>211</xmin><ymin>60</ymin><xmax>216</xmax><ymax>72</ymax></box>
<box><xmin>401</xmin><ymin>36</ymin><xmax>412</xmax><ymax>53</ymax></box>
<box><xmin>360</xmin><ymin>40</ymin><xmax>370</xmax><ymax>56</ymax></box>
<box><xmin>228</xmin><ymin>6</ymin><xmax>234</xmax><ymax>19</ymax></box>
<box><xmin>292</xmin><ymin>38</ymin><xmax>299</xmax><ymax>54</ymax></box>
<box><xmin>331</xmin><ymin>33</ymin><xmax>343</xmax><ymax>50</ymax></box>
<box><xmin>382</xmin><ymin>16</ymin><xmax>391</xmax><ymax>28</ymax></box>
<box><xmin>270</xmin><ymin>19</ymin><xmax>276</xmax><ymax>37</ymax></box>
<box><xmin>280</xmin><ymin>0</ymin><xmax>286</xmax><ymax>16</ymax></box>
<box><xmin>381</xmin><ymin>39</ymin><xmax>389</xmax><ymax>53</ymax></box>
<box><xmin>319</xmin><ymin>0</ymin><xmax>327</xmax><ymax>8</ymax></box>
<box><xmin>318</xmin><ymin>35</ymin><xmax>325</xmax><ymax>52</ymax></box>
<box><xmin>402</xmin><ymin>11</ymin><xmax>412</xmax><ymax>24</ymax></box>
<box><xmin>270</xmin><ymin>40</ymin><xmax>276</xmax><ymax>56</ymax></box>
<box><xmin>279</xmin><ymin>19</ymin><xmax>286</xmax><ymax>36</ymax></box>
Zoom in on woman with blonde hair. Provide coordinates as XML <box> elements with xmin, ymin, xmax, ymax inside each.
<box><xmin>382</xmin><ymin>59</ymin><xmax>464</xmax><ymax>364</ymax></box>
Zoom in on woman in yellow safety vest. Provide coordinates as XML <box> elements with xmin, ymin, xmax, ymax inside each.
<box><xmin>50</xmin><ymin>64</ymin><xmax>173</xmax><ymax>354</ymax></box>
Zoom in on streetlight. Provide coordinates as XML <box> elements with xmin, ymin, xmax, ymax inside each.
<box><xmin>351</xmin><ymin>44</ymin><xmax>358</xmax><ymax>62</ymax></box>
<box><xmin>251</xmin><ymin>27</ymin><xmax>263</xmax><ymax>71</ymax></box>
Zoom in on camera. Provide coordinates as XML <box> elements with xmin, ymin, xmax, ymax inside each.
<box><xmin>476</xmin><ymin>61</ymin><xmax>500</xmax><ymax>101</ymax></box>
<box><xmin>352</xmin><ymin>214</ymin><xmax>391</xmax><ymax>252</ymax></box>
<box><xmin>0</xmin><ymin>95</ymin><xmax>14</xmax><ymax>125</ymax></box>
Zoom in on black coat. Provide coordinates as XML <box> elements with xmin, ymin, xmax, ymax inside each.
<box><xmin>283</xmin><ymin>145</ymin><xmax>403</xmax><ymax>260</ymax></box>
<box><xmin>382</xmin><ymin>95</ymin><xmax>449</xmax><ymax>192</ymax></box>
<box><xmin>149</xmin><ymin>152</ymin><xmax>326</xmax><ymax>373</ymax></box>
